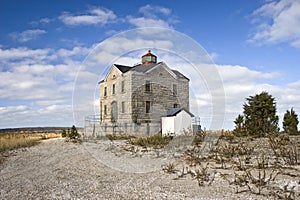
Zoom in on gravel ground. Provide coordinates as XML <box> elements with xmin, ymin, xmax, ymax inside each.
<box><xmin>0</xmin><ymin>138</ymin><xmax>298</xmax><ymax>199</ymax></box>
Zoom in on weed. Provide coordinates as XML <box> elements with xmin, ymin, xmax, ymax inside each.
<box><xmin>231</xmin><ymin>169</ymin><xmax>279</xmax><ymax>195</ymax></box>
<box><xmin>194</xmin><ymin>163</ymin><xmax>215</xmax><ymax>186</ymax></box>
<box><xmin>184</xmin><ymin>146</ymin><xmax>202</xmax><ymax>166</ymax></box>
<box><xmin>130</xmin><ymin>134</ymin><xmax>172</xmax><ymax>148</ymax></box>
<box><xmin>162</xmin><ymin>163</ymin><xmax>177</xmax><ymax>174</ymax></box>
<box><xmin>106</xmin><ymin>134</ymin><xmax>136</xmax><ymax>141</ymax></box>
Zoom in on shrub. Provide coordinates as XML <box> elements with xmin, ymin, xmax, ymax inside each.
<box><xmin>283</xmin><ymin>108</ymin><xmax>299</xmax><ymax>135</ymax></box>
<box><xmin>106</xmin><ymin>134</ymin><xmax>135</xmax><ymax>141</ymax></box>
<box><xmin>68</xmin><ymin>125</ymin><xmax>80</xmax><ymax>139</ymax></box>
<box><xmin>130</xmin><ymin>134</ymin><xmax>172</xmax><ymax>148</ymax></box>
<box><xmin>61</xmin><ymin>130</ymin><xmax>67</xmax><ymax>138</ymax></box>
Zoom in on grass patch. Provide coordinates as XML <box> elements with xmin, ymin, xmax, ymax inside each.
<box><xmin>130</xmin><ymin>134</ymin><xmax>173</xmax><ymax>148</ymax></box>
<box><xmin>106</xmin><ymin>134</ymin><xmax>136</xmax><ymax>141</ymax></box>
<box><xmin>0</xmin><ymin>133</ymin><xmax>60</xmax><ymax>152</ymax></box>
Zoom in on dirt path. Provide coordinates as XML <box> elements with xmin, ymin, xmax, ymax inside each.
<box><xmin>0</xmin><ymin>138</ymin><xmax>282</xmax><ymax>199</ymax></box>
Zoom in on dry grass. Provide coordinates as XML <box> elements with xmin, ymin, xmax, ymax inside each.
<box><xmin>0</xmin><ymin>133</ymin><xmax>60</xmax><ymax>152</ymax></box>
<box><xmin>130</xmin><ymin>134</ymin><xmax>173</xmax><ymax>148</ymax></box>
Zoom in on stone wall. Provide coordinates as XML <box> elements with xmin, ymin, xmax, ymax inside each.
<box><xmin>98</xmin><ymin>62</ymin><xmax>189</xmax><ymax>136</ymax></box>
<box><xmin>84</xmin><ymin>122</ymin><xmax>161</xmax><ymax>138</ymax></box>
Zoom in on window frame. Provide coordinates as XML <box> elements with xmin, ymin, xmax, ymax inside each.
<box><xmin>104</xmin><ymin>105</ymin><xmax>107</xmax><ymax>115</ymax></box>
<box><xmin>145</xmin><ymin>80</ymin><xmax>151</xmax><ymax>93</ymax></box>
<box><xmin>146</xmin><ymin>101</ymin><xmax>151</xmax><ymax>113</ymax></box>
<box><xmin>112</xmin><ymin>84</ymin><xmax>116</xmax><ymax>95</ymax></box>
<box><xmin>121</xmin><ymin>80</ymin><xmax>125</xmax><ymax>93</ymax></box>
<box><xmin>121</xmin><ymin>101</ymin><xmax>125</xmax><ymax>113</ymax></box>
<box><xmin>104</xmin><ymin>87</ymin><xmax>107</xmax><ymax>97</ymax></box>
<box><xmin>173</xmin><ymin>84</ymin><xmax>177</xmax><ymax>96</ymax></box>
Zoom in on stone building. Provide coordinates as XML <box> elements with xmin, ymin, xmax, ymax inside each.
<box><xmin>98</xmin><ymin>50</ymin><xmax>190</xmax><ymax>135</ymax></box>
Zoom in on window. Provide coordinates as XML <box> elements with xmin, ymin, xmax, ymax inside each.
<box><xmin>174</xmin><ymin>103</ymin><xmax>179</xmax><ymax>108</ymax></box>
<box><xmin>111</xmin><ymin>101</ymin><xmax>118</xmax><ymax>121</ymax></box>
<box><xmin>104</xmin><ymin>87</ymin><xmax>107</xmax><ymax>97</ymax></box>
<box><xmin>173</xmin><ymin>84</ymin><xmax>177</xmax><ymax>96</ymax></box>
<box><xmin>104</xmin><ymin>105</ymin><xmax>107</xmax><ymax>115</ymax></box>
<box><xmin>121</xmin><ymin>101</ymin><xmax>125</xmax><ymax>113</ymax></box>
<box><xmin>145</xmin><ymin>80</ymin><xmax>151</xmax><ymax>92</ymax></box>
<box><xmin>146</xmin><ymin>101</ymin><xmax>151</xmax><ymax>113</ymax></box>
<box><xmin>121</xmin><ymin>81</ymin><xmax>125</xmax><ymax>93</ymax></box>
<box><xmin>112</xmin><ymin>84</ymin><xmax>115</xmax><ymax>95</ymax></box>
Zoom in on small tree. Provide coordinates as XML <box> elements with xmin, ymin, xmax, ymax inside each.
<box><xmin>61</xmin><ymin>130</ymin><xmax>67</xmax><ymax>138</ymax></box>
<box><xmin>68</xmin><ymin>125</ymin><xmax>80</xmax><ymax>139</ymax></box>
<box><xmin>243</xmin><ymin>92</ymin><xmax>279</xmax><ymax>137</ymax></box>
<box><xmin>233</xmin><ymin>114</ymin><xmax>246</xmax><ymax>136</ymax></box>
<box><xmin>283</xmin><ymin>108</ymin><xmax>299</xmax><ymax>135</ymax></box>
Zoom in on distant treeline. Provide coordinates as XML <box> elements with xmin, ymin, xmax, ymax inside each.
<box><xmin>0</xmin><ymin>127</ymin><xmax>83</xmax><ymax>134</ymax></box>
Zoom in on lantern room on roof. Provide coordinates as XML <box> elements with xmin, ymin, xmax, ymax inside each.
<box><xmin>142</xmin><ymin>49</ymin><xmax>157</xmax><ymax>65</ymax></box>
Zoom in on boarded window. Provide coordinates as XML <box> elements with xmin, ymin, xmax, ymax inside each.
<box><xmin>111</xmin><ymin>101</ymin><xmax>118</xmax><ymax>122</ymax></box>
<box><xmin>121</xmin><ymin>81</ymin><xmax>125</xmax><ymax>93</ymax></box>
<box><xmin>173</xmin><ymin>84</ymin><xmax>177</xmax><ymax>96</ymax></box>
<box><xmin>146</xmin><ymin>101</ymin><xmax>151</xmax><ymax>113</ymax></box>
<box><xmin>121</xmin><ymin>101</ymin><xmax>125</xmax><ymax>113</ymax></box>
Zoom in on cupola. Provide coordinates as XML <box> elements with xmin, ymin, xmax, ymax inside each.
<box><xmin>142</xmin><ymin>49</ymin><xmax>157</xmax><ymax>65</ymax></box>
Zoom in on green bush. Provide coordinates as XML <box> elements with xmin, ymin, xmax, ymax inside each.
<box><xmin>130</xmin><ymin>134</ymin><xmax>172</xmax><ymax>148</ymax></box>
<box><xmin>68</xmin><ymin>125</ymin><xmax>80</xmax><ymax>139</ymax></box>
<box><xmin>106</xmin><ymin>134</ymin><xmax>136</xmax><ymax>141</ymax></box>
<box><xmin>61</xmin><ymin>130</ymin><xmax>67</xmax><ymax>138</ymax></box>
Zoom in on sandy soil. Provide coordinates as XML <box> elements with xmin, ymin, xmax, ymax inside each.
<box><xmin>0</xmin><ymin>137</ymin><xmax>299</xmax><ymax>199</ymax></box>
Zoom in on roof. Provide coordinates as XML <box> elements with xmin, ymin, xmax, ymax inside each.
<box><xmin>172</xmin><ymin>70</ymin><xmax>189</xmax><ymax>81</ymax></box>
<box><xmin>142</xmin><ymin>49</ymin><xmax>157</xmax><ymax>58</ymax></box>
<box><xmin>114</xmin><ymin>64</ymin><xmax>132</xmax><ymax>73</ymax></box>
<box><xmin>162</xmin><ymin>108</ymin><xmax>194</xmax><ymax>117</ymax></box>
<box><xmin>102</xmin><ymin>61</ymin><xmax>189</xmax><ymax>81</ymax></box>
<box><xmin>130</xmin><ymin>63</ymin><xmax>160</xmax><ymax>73</ymax></box>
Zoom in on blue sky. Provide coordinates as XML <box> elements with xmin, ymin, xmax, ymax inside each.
<box><xmin>0</xmin><ymin>0</ymin><xmax>299</xmax><ymax>130</ymax></box>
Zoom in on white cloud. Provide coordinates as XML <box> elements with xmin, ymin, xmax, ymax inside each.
<box><xmin>127</xmin><ymin>4</ymin><xmax>177</xmax><ymax>29</ymax></box>
<box><xmin>0</xmin><ymin>47</ymin><xmax>51</xmax><ymax>62</ymax></box>
<box><xmin>215</xmin><ymin>64</ymin><xmax>300</xmax><ymax>130</ymax></box>
<box><xmin>127</xmin><ymin>17</ymin><xmax>172</xmax><ymax>28</ymax></box>
<box><xmin>0</xmin><ymin>45</ymin><xmax>90</xmax><ymax>128</ymax></box>
<box><xmin>218</xmin><ymin>65</ymin><xmax>280</xmax><ymax>83</ymax></box>
<box><xmin>0</xmin><ymin>104</ymin><xmax>73</xmax><ymax>128</ymax></box>
<box><xmin>249</xmin><ymin>0</ymin><xmax>300</xmax><ymax>47</ymax></box>
<box><xmin>139</xmin><ymin>4</ymin><xmax>172</xmax><ymax>17</ymax></box>
<box><xmin>0</xmin><ymin>46</ymin><xmax>89</xmax><ymax>65</ymax></box>
<box><xmin>10</xmin><ymin>29</ymin><xmax>46</xmax><ymax>43</ymax></box>
<box><xmin>59</xmin><ymin>7</ymin><xmax>116</xmax><ymax>26</ymax></box>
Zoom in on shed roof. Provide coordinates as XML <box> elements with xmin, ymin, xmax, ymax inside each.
<box><xmin>162</xmin><ymin>108</ymin><xmax>194</xmax><ymax>117</ymax></box>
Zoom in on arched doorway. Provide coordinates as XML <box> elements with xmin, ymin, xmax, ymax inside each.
<box><xmin>111</xmin><ymin>101</ymin><xmax>118</xmax><ymax>122</ymax></box>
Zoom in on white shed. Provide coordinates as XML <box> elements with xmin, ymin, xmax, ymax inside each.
<box><xmin>161</xmin><ymin>108</ymin><xmax>194</xmax><ymax>136</ymax></box>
